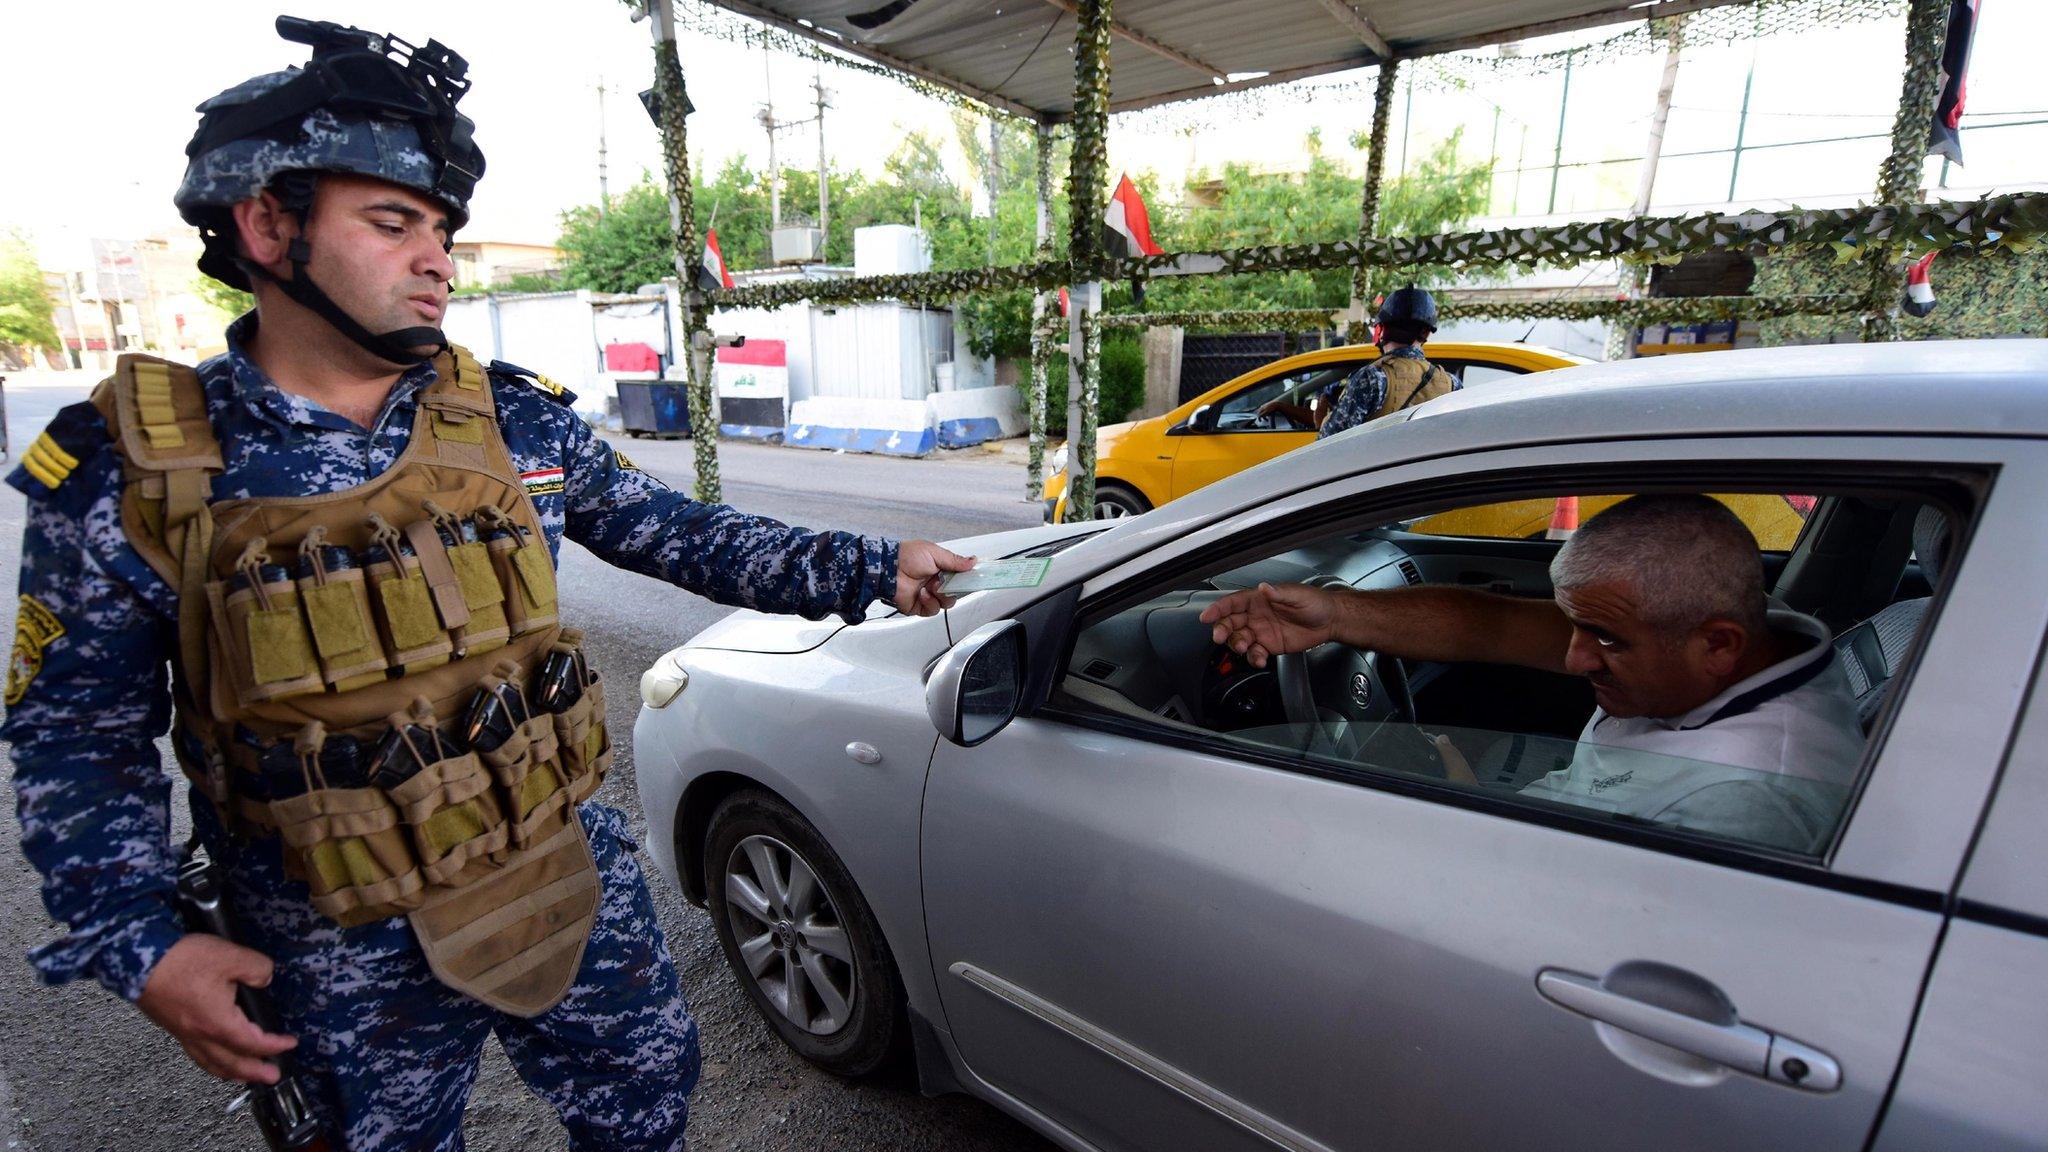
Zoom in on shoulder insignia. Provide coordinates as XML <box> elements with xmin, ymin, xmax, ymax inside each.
<box><xmin>615</xmin><ymin>447</ymin><xmax>642</xmax><ymax>472</ymax></box>
<box><xmin>7</xmin><ymin>595</ymin><xmax>66</xmax><ymax>706</ymax></box>
<box><xmin>9</xmin><ymin>402</ymin><xmax>110</xmax><ymax>498</ymax></box>
<box><xmin>491</xmin><ymin>359</ymin><xmax>575</xmax><ymax>405</ymax></box>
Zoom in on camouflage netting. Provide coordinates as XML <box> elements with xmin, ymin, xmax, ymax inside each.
<box><xmin>1758</xmin><ymin>247</ymin><xmax>2048</xmax><ymax>344</ymax></box>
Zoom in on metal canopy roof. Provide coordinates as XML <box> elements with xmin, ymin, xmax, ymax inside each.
<box><xmin>700</xmin><ymin>0</ymin><xmax>1754</xmax><ymax>120</ymax></box>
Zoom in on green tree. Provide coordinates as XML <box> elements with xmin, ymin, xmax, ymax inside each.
<box><xmin>557</xmin><ymin>178</ymin><xmax>682</xmax><ymax>293</ymax></box>
<box><xmin>0</xmin><ymin>230</ymin><xmax>61</xmax><ymax>354</ymax></box>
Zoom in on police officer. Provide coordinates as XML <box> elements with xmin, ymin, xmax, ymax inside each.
<box><xmin>3</xmin><ymin>20</ymin><xmax>968</xmax><ymax>1151</ymax></box>
<box><xmin>1313</xmin><ymin>285</ymin><xmax>1459</xmax><ymax>437</ymax></box>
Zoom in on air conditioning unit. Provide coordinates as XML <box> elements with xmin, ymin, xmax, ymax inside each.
<box><xmin>770</xmin><ymin>227</ymin><xmax>824</xmax><ymax>265</ymax></box>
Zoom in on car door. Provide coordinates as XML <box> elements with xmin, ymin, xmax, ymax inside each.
<box><xmin>1870</xmin><ymin>646</ymin><xmax>2048</xmax><ymax>1152</ymax></box>
<box><xmin>1166</xmin><ymin>360</ymin><xmax>1365</xmax><ymax>501</ymax></box>
<box><xmin>921</xmin><ymin>436</ymin><xmax>2047</xmax><ymax>1152</ymax></box>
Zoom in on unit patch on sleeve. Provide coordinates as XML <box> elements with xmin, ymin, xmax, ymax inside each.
<box><xmin>7</xmin><ymin>595</ymin><xmax>66</xmax><ymax>705</ymax></box>
<box><xmin>520</xmin><ymin>467</ymin><xmax>566</xmax><ymax>497</ymax></box>
<box><xmin>615</xmin><ymin>448</ymin><xmax>641</xmax><ymax>472</ymax></box>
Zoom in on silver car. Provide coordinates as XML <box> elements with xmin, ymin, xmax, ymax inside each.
<box><xmin>635</xmin><ymin>341</ymin><xmax>2048</xmax><ymax>1152</ymax></box>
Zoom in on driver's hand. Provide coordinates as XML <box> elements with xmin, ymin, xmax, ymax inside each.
<box><xmin>1431</xmin><ymin>733</ymin><xmax>1478</xmax><ymax>786</ymax></box>
<box><xmin>1256</xmin><ymin>400</ymin><xmax>1282</xmax><ymax>417</ymax></box>
<box><xmin>1199</xmin><ymin>582</ymin><xmax>1337</xmax><ymax>668</ymax></box>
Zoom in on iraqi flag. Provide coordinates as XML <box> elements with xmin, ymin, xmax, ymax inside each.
<box><xmin>1902</xmin><ymin>250</ymin><xmax>1938</xmax><ymax>318</ymax></box>
<box><xmin>1101</xmin><ymin>175</ymin><xmax>1163</xmax><ymax>259</ymax></box>
<box><xmin>700</xmin><ymin>228</ymin><xmax>736</xmax><ymax>292</ymax></box>
<box><xmin>1928</xmin><ymin>0</ymin><xmax>1980</xmax><ymax>164</ymax></box>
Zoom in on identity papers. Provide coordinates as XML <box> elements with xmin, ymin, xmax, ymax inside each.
<box><xmin>940</xmin><ymin>557</ymin><xmax>1051</xmax><ymax>594</ymax></box>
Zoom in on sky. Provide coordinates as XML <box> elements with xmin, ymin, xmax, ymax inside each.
<box><xmin>4</xmin><ymin>1</ymin><xmax>2044</xmax><ymax>274</ymax></box>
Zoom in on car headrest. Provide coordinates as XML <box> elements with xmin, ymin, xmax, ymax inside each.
<box><xmin>1913</xmin><ymin>505</ymin><xmax>1951</xmax><ymax>587</ymax></box>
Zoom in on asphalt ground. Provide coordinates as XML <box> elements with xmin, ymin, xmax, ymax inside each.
<box><xmin>0</xmin><ymin>371</ymin><xmax>1055</xmax><ymax>1151</ymax></box>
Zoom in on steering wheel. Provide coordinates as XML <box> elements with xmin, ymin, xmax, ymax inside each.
<box><xmin>1273</xmin><ymin>577</ymin><xmax>1416</xmax><ymax>759</ymax></box>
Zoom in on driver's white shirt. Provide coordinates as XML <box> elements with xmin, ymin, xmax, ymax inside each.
<box><xmin>1518</xmin><ymin>611</ymin><xmax>1864</xmax><ymax>850</ymax></box>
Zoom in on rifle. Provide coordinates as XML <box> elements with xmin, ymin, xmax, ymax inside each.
<box><xmin>174</xmin><ymin>844</ymin><xmax>333</xmax><ymax>1151</ymax></box>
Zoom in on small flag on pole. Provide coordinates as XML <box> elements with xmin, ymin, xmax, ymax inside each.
<box><xmin>701</xmin><ymin>228</ymin><xmax>736</xmax><ymax>291</ymax></box>
<box><xmin>1101</xmin><ymin>175</ymin><xmax>1164</xmax><ymax>258</ymax></box>
<box><xmin>1928</xmin><ymin>0</ymin><xmax>1981</xmax><ymax>165</ymax></box>
<box><xmin>1902</xmin><ymin>250</ymin><xmax>1938</xmax><ymax>318</ymax></box>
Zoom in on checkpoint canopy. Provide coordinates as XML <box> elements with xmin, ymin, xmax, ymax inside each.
<box><xmin>693</xmin><ymin>0</ymin><xmax>1766</xmax><ymax>119</ymax></box>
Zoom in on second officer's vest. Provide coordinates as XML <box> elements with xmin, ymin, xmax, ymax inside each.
<box><xmin>91</xmin><ymin>347</ymin><xmax>613</xmax><ymax>1017</ymax></box>
<box><xmin>1372</xmin><ymin>353</ymin><xmax>1454</xmax><ymax>420</ymax></box>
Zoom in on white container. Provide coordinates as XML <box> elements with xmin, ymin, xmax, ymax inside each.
<box><xmin>770</xmin><ymin>227</ymin><xmax>824</xmax><ymax>265</ymax></box>
<box><xmin>853</xmin><ymin>225</ymin><xmax>930</xmax><ymax>277</ymax></box>
<box><xmin>933</xmin><ymin>361</ymin><xmax>956</xmax><ymax>392</ymax></box>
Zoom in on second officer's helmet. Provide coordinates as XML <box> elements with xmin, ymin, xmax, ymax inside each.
<box><xmin>1376</xmin><ymin>285</ymin><xmax>1439</xmax><ymax>336</ymax></box>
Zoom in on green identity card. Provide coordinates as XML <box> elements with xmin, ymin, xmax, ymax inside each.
<box><xmin>941</xmin><ymin>557</ymin><xmax>1052</xmax><ymax>594</ymax></box>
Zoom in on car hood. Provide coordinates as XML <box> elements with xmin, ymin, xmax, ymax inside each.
<box><xmin>683</xmin><ymin>519</ymin><xmax>1105</xmax><ymax>655</ymax></box>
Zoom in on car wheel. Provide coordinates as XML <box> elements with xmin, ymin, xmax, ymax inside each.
<box><xmin>1089</xmin><ymin>483</ymin><xmax>1151</xmax><ymax>520</ymax></box>
<box><xmin>703</xmin><ymin>790</ymin><xmax>905</xmax><ymax>1077</ymax></box>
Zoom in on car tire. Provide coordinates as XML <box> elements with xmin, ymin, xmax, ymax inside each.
<box><xmin>703</xmin><ymin>790</ymin><xmax>906</xmax><ymax>1078</ymax></box>
<box><xmin>1089</xmin><ymin>482</ymin><xmax>1151</xmax><ymax>520</ymax></box>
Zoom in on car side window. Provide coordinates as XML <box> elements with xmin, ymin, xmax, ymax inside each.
<box><xmin>1407</xmin><ymin>493</ymin><xmax>1817</xmax><ymax>551</ymax></box>
<box><xmin>1213</xmin><ymin>361</ymin><xmax>1370</xmax><ymax>432</ymax></box>
<box><xmin>1051</xmin><ymin>487</ymin><xmax>1967</xmax><ymax>861</ymax></box>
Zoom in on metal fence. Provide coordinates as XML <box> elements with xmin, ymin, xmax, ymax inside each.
<box><xmin>1179</xmin><ymin>330</ymin><xmax>1342</xmax><ymax>404</ymax></box>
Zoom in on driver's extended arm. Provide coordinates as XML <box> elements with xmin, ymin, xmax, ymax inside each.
<box><xmin>1331</xmin><ymin>587</ymin><xmax>1572</xmax><ymax>673</ymax></box>
<box><xmin>1205</xmin><ymin>583</ymin><xmax>1573</xmax><ymax>674</ymax></box>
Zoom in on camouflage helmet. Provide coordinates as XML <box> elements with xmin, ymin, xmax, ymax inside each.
<box><xmin>177</xmin><ymin>18</ymin><xmax>484</xmax><ymax>290</ymax></box>
<box><xmin>175</xmin><ymin>68</ymin><xmax>480</xmax><ymax>230</ymax></box>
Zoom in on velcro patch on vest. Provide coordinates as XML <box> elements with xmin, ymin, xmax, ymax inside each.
<box><xmin>520</xmin><ymin>468</ymin><xmax>565</xmax><ymax>496</ymax></box>
<box><xmin>7</xmin><ymin>595</ymin><xmax>65</xmax><ymax>706</ymax></box>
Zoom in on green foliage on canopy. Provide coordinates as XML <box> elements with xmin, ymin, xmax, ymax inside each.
<box><xmin>0</xmin><ymin>230</ymin><xmax>60</xmax><ymax>353</ymax></box>
<box><xmin>193</xmin><ymin>277</ymin><xmax>255</xmax><ymax>321</ymax></box>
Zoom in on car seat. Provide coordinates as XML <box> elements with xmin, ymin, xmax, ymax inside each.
<box><xmin>1832</xmin><ymin>506</ymin><xmax>1950</xmax><ymax>734</ymax></box>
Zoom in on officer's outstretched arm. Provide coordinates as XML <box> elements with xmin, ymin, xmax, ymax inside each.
<box><xmin>558</xmin><ymin>415</ymin><xmax>900</xmax><ymax>623</ymax></box>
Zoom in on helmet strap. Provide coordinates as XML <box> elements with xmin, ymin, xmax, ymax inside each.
<box><xmin>237</xmin><ymin>237</ymin><xmax>447</xmax><ymax>367</ymax></box>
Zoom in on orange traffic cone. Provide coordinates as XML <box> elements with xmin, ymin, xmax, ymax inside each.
<box><xmin>1546</xmin><ymin>496</ymin><xmax>1580</xmax><ymax>540</ymax></box>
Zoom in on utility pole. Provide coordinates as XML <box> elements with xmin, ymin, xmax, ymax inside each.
<box><xmin>760</xmin><ymin>53</ymin><xmax>781</xmax><ymax>228</ymax></box>
<box><xmin>813</xmin><ymin>64</ymin><xmax>831</xmax><ymax>247</ymax></box>
<box><xmin>986</xmin><ymin>115</ymin><xmax>1001</xmax><ymax>265</ymax></box>
<box><xmin>596</xmin><ymin>75</ymin><xmax>612</xmax><ymax>216</ymax></box>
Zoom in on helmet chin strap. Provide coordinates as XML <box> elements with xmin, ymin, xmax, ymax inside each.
<box><xmin>239</xmin><ymin>238</ymin><xmax>447</xmax><ymax>367</ymax></box>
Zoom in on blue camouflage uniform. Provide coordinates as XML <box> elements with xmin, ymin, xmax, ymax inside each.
<box><xmin>1316</xmin><ymin>343</ymin><xmax>1460</xmax><ymax>438</ymax></box>
<box><xmin>4</xmin><ymin>316</ymin><xmax>901</xmax><ymax>1150</ymax></box>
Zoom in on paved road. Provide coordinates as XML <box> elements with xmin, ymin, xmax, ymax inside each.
<box><xmin>0</xmin><ymin>373</ymin><xmax>1054</xmax><ymax>1151</ymax></box>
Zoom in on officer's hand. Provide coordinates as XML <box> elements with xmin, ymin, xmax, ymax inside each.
<box><xmin>138</xmin><ymin>934</ymin><xmax>297</xmax><ymax>1085</ymax></box>
<box><xmin>1199</xmin><ymin>581</ymin><xmax>1338</xmax><ymax>667</ymax></box>
<box><xmin>894</xmin><ymin>540</ymin><xmax>975</xmax><ymax>616</ymax></box>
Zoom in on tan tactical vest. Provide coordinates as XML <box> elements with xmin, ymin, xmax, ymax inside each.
<box><xmin>1374</xmin><ymin>354</ymin><xmax>1454</xmax><ymax>419</ymax></box>
<box><xmin>91</xmin><ymin>347</ymin><xmax>613</xmax><ymax>1017</ymax></box>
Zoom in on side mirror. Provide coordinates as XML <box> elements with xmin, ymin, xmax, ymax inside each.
<box><xmin>1171</xmin><ymin>404</ymin><xmax>1217</xmax><ymax>436</ymax></box>
<box><xmin>926</xmin><ymin>620</ymin><xmax>1026</xmax><ymax>747</ymax></box>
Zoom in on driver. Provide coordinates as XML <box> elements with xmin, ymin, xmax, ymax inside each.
<box><xmin>1198</xmin><ymin>495</ymin><xmax>1865</xmax><ymax>844</ymax></box>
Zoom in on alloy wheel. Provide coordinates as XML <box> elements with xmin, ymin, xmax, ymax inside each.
<box><xmin>723</xmin><ymin>834</ymin><xmax>858</xmax><ymax>1035</ymax></box>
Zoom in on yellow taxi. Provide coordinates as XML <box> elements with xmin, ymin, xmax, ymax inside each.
<box><xmin>1043</xmin><ymin>342</ymin><xmax>1814</xmax><ymax>549</ymax></box>
<box><xmin>1045</xmin><ymin>341</ymin><xmax>1584</xmax><ymax>522</ymax></box>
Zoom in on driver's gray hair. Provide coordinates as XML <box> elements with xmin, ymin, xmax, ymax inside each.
<box><xmin>1549</xmin><ymin>494</ymin><xmax>1769</xmax><ymax>635</ymax></box>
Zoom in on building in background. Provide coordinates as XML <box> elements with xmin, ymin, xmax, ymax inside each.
<box><xmin>451</xmin><ymin>240</ymin><xmax>566</xmax><ymax>291</ymax></box>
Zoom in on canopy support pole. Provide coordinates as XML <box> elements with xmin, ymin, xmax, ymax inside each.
<box><xmin>1028</xmin><ymin>122</ymin><xmax>1055</xmax><ymax>504</ymax></box>
<box><xmin>1862</xmin><ymin>0</ymin><xmax>1949</xmax><ymax>342</ymax></box>
<box><xmin>648</xmin><ymin>0</ymin><xmax>722</xmax><ymax>501</ymax></box>
<box><xmin>1065</xmin><ymin>0</ymin><xmax>1113</xmax><ymax>521</ymax></box>
<box><xmin>1349</xmin><ymin>60</ymin><xmax>1401</xmax><ymax>343</ymax></box>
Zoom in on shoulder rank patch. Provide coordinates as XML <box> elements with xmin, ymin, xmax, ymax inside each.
<box><xmin>490</xmin><ymin>359</ymin><xmax>575</xmax><ymax>405</ymax></box>
<box><xmin>615</xmin><ymin>447</ymin><xmax>642</xmax><ymax>472</ymax></box>
<box><xmin>7</xmin><ymin>596</ymin><xmax>66</xmax><ymax>706</ymax></box>
<box><xmin>19</xmin><ymin>432</ymin><xmax>80</xmax><ymax>491</ymax></box>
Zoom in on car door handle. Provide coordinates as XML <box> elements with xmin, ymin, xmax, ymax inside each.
<box><xmin>1537</xmin><ymin>968</ymin><xmax>1841</xmax><ymax>1092</ymax></box>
